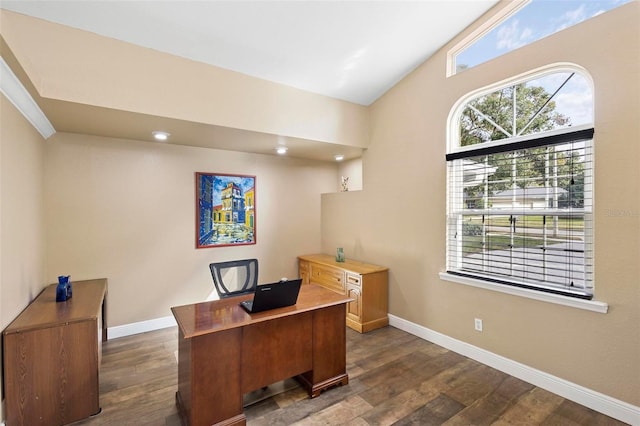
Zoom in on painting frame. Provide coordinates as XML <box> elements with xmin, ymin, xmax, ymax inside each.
<box><xmin>195</xmin><ymin>172</ymin><xmax>256</xmax><ymax>248</ymax></box>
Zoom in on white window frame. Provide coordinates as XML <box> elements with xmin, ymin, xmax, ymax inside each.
<box><xmin>443</xmin><ymin>64</ymin><xmax>608</xmax><ymax>313</ymax></box>
<box><xmin>446</xmin><ymin>0</ymin><xmax>528</xmax><ymax>77</ymax></box>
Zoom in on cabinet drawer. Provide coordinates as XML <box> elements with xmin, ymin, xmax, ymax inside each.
<box><xmin>345</xmin><ymin>272</ymin><xmax>361</xmax><ymax>287</ymax></box>
<box><xmin>310</xmin><ymin>264</ymin><xmax>345</xmax><ymax>293</ymax></box>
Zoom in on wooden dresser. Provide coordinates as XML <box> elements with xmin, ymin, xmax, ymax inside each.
<box><xmin>298</xmin><ymin>254</ymin><xmax>388</xmax><ymax>333</ymax></box>
<box><xmin>2</xmin><ymin>278</ymin><xmax>108</xmax><ymax>426</ymax></box>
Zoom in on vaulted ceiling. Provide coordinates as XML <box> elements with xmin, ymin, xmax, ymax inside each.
<box><xmin>0</xmin><ymin>1</ymin><xmax>498</xmax><ymax>161</ymax></box>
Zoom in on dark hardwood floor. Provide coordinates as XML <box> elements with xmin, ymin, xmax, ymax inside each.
<box><xmin>71</xmin><ymin>325</ymin><xmax>626</xmax><ymax>426</ymax></box>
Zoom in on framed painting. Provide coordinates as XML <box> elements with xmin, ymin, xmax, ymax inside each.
<box><xmin>196</xmin><ymin>172</ymin><xmax>256</xmax><ymax>248</ymax></box>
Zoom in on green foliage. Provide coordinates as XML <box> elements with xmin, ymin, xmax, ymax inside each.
<box><xmin>460</xmin><ymin>84</ymin><xmax>569</xmax><ymax>146</ymax></box>
<box><xmin>459</xmin><ymin>82</ymin><xmax>585</xmax><ymax>208</ymax></box>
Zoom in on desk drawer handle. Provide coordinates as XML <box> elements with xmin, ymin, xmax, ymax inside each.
<box><xmin>347</xmin><ymin>275</ymin><xmax>361</xmax><ymax>284</ymax></box>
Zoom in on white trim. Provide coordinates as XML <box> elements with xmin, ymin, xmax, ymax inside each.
<box><xmin>447</xmin><ymin>63</ymin><xmax>594</xmax><ymax>154</ymax></box>
<box><xmin>388</xmin><ymin>314</ymin><xmax>639</xmax><ymax>425</ymax></box>
<box><xmin>0</xmin><ymin>56</ymin><xmax>55</xmax><ymax>139</ymax></box>
<box><xmin>107</xmin><ymin>315</ymin><xmax>176</xmax><ymax>340</ymax></box>
<box><xmin>439</xmin><ymin>272</ymin><xmax>608</xmax><ymax>313</ymax></box>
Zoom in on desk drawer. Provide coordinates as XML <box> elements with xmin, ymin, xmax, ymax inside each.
<box><xmin>345</xmin><ymin>272</ymin><xmax>361</xmax><ymax>287</ymax></box>
<box><xmin>310</xmin><ymin>264</ymin><xmax>345</xmax><ymax>293</ymax></box>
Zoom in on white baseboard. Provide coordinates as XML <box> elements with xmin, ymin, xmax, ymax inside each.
<box><xmin>388</xmin><ymin>314</ymin><xmax>639</xmax><ymax>426</ymax></box>
<box><xmin>107</xmin><ymin>315</ymin><xmax>176</xmax><ymax>340</ymax></box>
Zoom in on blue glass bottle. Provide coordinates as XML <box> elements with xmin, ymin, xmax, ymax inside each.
<box><xmin>56</xmin><ymin>275</ymin><xmax>71</xmax><ymax>302</ymax></box>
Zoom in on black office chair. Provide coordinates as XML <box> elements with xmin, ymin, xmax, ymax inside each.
<box><xmin>209</xmin><ymin>259</ymin><xmax>259</xmax><ymax>299</ymax></box>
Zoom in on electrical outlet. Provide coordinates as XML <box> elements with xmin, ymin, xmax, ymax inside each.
<box><xmin>474</xmin><ymin>318</ymin><xmax>483</xmax><ymax>332</ymax></box>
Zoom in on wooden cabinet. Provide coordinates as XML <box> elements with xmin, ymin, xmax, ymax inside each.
<box><xmin>2</xmin><ymin>279</ymin><xmax>108</xmax><ymax>426</ymax></box>
<box><xmin>298</xmin><ymin>254</ymin><xmax>388</xmax><ymax>333</ymax></box>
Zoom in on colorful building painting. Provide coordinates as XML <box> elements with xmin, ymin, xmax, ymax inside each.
<box><xmin>196</xmin><ymin>173</ymin><xmax>256</xmax><ymax>248</ymax></box>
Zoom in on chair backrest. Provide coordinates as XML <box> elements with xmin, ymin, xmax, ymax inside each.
<box><xmin>209</xmin><ymin>259</ymin><xmax>259</xmax><ymax>299</ymax></box>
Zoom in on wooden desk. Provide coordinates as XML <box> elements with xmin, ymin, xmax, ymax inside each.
<box><xmin>3</xmin><ymin>279</ymin><xmax>108</xmax><ymax>426</ymax></box>
<box><xmin>171</xmin><ymin>284</ymin><xmax>350</xmax><ymax>426</ymax></box>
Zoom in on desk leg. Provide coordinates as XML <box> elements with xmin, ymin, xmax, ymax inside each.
<box><xmin>176</xmin><ymin>328</ymin><xmax>245</xmax><ymax>426</ymax></box>
<box><xmin>298</xmin><ymin>303</ymin><xmax>349</xmax><ymax>397</ymax></box>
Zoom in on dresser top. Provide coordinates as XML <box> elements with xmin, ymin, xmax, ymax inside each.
<box><xmin>298</xmin><ymin>254</ymin><xmax>388</xmax><ymax>274</ymax></box>
<box><xmin>3</xmin><ymin>279</ymin><xmax>107</xmax><ymax>335</ymax></box>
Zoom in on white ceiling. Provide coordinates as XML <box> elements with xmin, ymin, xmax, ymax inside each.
<box><xmin>1</xmin><ymin>0</ymin><xmax>497</xmax><ymax>106</ymax></box>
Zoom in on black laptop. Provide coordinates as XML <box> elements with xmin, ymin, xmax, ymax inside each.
<box><xmin>240</xmin><ymin>279</ymin><xmax>302</xmax><ymax>313</ymax></box>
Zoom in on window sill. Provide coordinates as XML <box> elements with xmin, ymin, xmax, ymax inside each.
<box><xmin>439</xmin><ymin>272</ymin><xmax>608</xmax><ymax>313</ymax></box>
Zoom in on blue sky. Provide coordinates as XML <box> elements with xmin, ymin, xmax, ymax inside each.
<box><xmin>456</xmin><ymin>0</ymin><xmax>632</xmax><ymax>128</ymax></box>
<box><xmin>526</xmin><ymin>71</ymin><xmax>593</xmax><ymax>126</ymax></box>
<box><xmin>457</xmin><ymin>0</ymin><xmax>631</xmax><ymax>69</ymax></box>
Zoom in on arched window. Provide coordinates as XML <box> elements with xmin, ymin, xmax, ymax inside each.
<box><xmin>446</xmin><ymin>65</ymin><xmax>594</xmax><ymax>299</ymax></box>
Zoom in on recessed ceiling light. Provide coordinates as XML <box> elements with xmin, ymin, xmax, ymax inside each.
<box><xmin>276</xmin><ymin>146</ymin><xmax>288</xmax><ymax>155</ymax></box>
<box><xmin>152</xmin><ymin>131</ymin><xmax>170</xmax><ymax>141</ymax></box>
<box><xmin>334</xmin><ymin>154</ymin><xmax>344</xmax><ymax>161</ymax></box>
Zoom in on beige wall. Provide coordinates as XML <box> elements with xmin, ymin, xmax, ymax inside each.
<box><xmin>44</xmin><ymin>133</ymin><xmax>336</xmax><ymax>326</ymax></box>
<box><xmin>0</xmin><ymin>94</ymin><xmax>47</xmax><ymax>420</ymax></box>
<box><xmin>0</xmin><ymin>95</ymin><xmax>46</xmax><ymax>325</ymax></box>
<box><xmin>322</xmin><ymin>2</ymin><xmax>639</xmax><ymax>406</ymax></box>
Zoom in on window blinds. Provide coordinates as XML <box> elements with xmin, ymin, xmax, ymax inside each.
<box><xmin>446</xmin><ymin>128</ymin><xmax>594</xmax><ymax>299</ymax></box>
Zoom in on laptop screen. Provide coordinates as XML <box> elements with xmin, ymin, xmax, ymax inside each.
<box><xmin>241</xmin><ymin>279</ymin><xmax>302</xmax><ymax>313</ymax></box>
